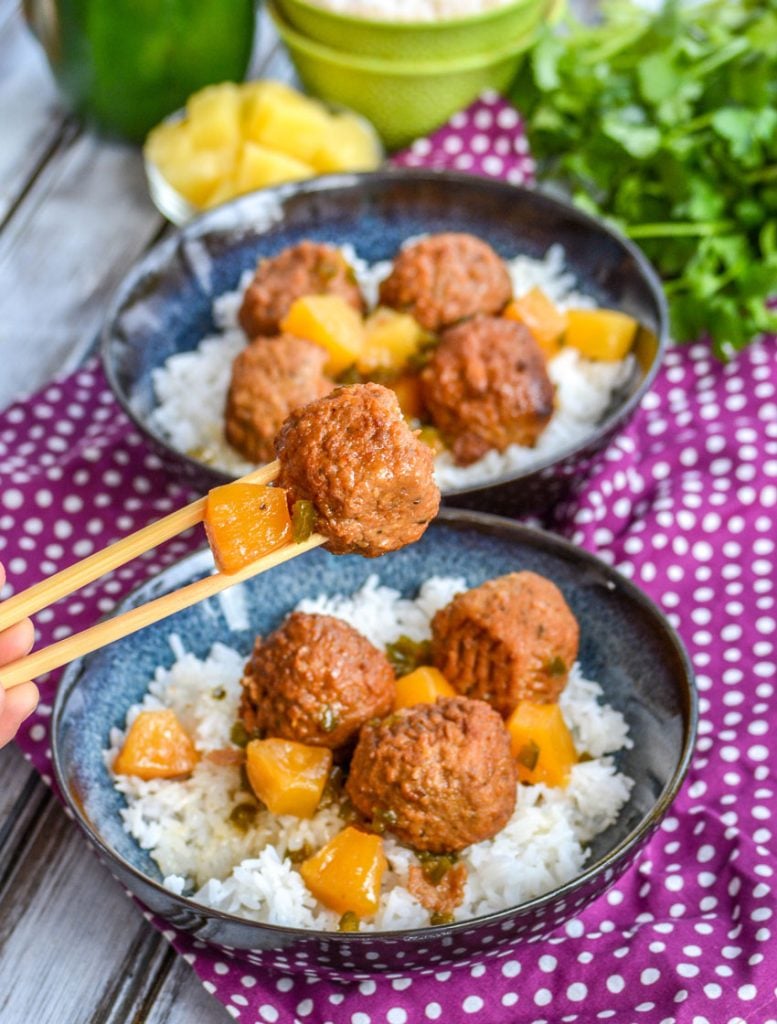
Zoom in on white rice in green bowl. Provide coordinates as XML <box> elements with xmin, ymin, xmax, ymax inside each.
<box><xmin>296</xmin><ymin>0</ymin><xmax>519</xmax><ymax>21</ymax></box>
<box><xmin>106</xmin><ymin>574</ymin><xmax>634</xmax><ymax>932</ymax></box>
<box><xmin>149</xmin><ymin>243</ymin><xmax>636</xmax><ymax>493</ymax></box>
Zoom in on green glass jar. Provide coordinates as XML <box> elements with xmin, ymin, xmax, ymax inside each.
<box><xmin>24</xmin><ymin>0</ymin><xmax>256</xmax><ymax>141</ymax></box>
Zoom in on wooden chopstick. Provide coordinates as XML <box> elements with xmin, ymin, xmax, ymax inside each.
<box><xmin>0</xmin><ymin>460</ymin><xmax>281</xmax><ymax>633</ymax></box>
<box><xmin>0</xmin><ymin>531</ymin><xmax>325</xmax><ymax>690</ymax></box>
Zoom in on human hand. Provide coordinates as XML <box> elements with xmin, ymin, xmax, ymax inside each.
<box><xmin>0</xmin><ymin>564</ymin><xmax>37</xmax><ymax>747</ymax></box>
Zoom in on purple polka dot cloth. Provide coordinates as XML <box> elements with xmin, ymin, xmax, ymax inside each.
<box><xmin>2</xmin><ymin>94</ymin><xmax>777</xmax><ymax>1024</ymax></box>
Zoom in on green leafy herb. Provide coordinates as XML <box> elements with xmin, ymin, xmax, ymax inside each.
<box><xmin>385</xmin><ymin>635</ymin><xmax>433</xmax><ymax>676</ymax></box>
<box><xmin>291</xmin><ymin>499</ymin><xmax>316</xmax><ymax>543</ymax></box>
<box><xmin>512</xmin><ymin>0</ymin><xmax>777</xmax><ymax>356</ymax></box>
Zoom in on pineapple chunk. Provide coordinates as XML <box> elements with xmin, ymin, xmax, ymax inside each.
<box><xmin>233</xmin><ymin>141</ymin><xmax>314</xmax><ymax>193</ymax></box>
<box><xmin>281</xmin><ymin>295</ymin><xmax>365</xmax><ymax>375</ymax></box>
<box><xmin>358</xmin><ymin>307</ymin><xmax>428</xmax><ymax>374</ymax></box>
<box><xmin>202</xmin><ymin>176</ymin><xmax>240</xmax><ymax>209</ymax></box>
<box><xmin>312</xmin><ymin>112</ymin><xmax>382</xmax><ymax>173</ymax></box>
<box><xmin>565</xmin><ymin>309</ymin><xmax>638</xmax><ymax>361</ymax></box>
<box><xmin>145</xmin><ymin>119</ymin><xmax>194</xmax><ymax>173</ymax></box>
<box><xmin>241</xmin><ymin>80</ymin><xmax>314</xmax><ymax>138</ymax></box>
<box><xmin>170</xmin><ymin>150</ymin><xmax>235</xmax><ymax>207</ymax></box>
<box><xmin>248</xmin><ymin>93</ymin><xmax>332</xmax><ymax>164</ymax></box>
<box><xmin>504</xmin><ymin>287</ymin><xmax>568</xmax><ymax>359</ymax></box>
<box><xmin>186</xmin><ymin>82</ymin><xmax>242</xmax><ymax>152</ymax></box>
<box><xmin>114</xmin><ymin>709</ymin><xmax>198</xmax><ymax>780</ymax></box>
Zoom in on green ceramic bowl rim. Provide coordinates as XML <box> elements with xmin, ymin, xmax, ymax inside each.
<box><xmin>277</xmin><ymin>0</ymin><xmax>539</xmax><ymax>33</ymax></box>
<box><xmin>269</xmin><ymin>0</ymin><xmax>542</xmax><ymax>72</ymax></box>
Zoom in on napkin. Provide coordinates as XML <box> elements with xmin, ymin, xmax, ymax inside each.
<box><xmin>2</xmin><ymin>93</ymin><xmax>776</xmax><ymax>1024</ymax></box>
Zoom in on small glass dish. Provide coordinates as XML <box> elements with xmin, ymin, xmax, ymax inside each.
<box><xmin>143</xmin><ymin>101</ymin><xmax>384</xmax><ymax>226</ymax></box>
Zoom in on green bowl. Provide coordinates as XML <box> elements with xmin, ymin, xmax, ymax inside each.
<box><xmin>275</xmin><ymin>0</ymin><xmax>545</xmax><ymax>60</ymax></box>
<box><xmin>269</xmin><ymin>1</ymin><xmax>544</xmax><ymax>149</ymax></box>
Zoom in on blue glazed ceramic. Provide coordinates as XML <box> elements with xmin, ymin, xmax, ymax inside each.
<box><xmin>52</xmin><ymin>511</ymin><xmax>696</xmax><ymax>978</ymax></box>
<box><xmin>101</xmin><ymin>171</ymin><xmax>668</xmax><ymax>516</ymax></box>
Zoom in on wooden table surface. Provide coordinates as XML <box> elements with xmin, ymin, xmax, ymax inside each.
<box><xmin>0</xmin><ymin>5</ymin><xmax>291</xmax><ymax>1021</ymax></box>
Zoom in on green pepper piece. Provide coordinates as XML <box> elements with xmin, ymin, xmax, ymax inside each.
<box><xmin>292</xmin><ymin>500</ymin><xmax>317</xmax><ymax>543</ymax></box>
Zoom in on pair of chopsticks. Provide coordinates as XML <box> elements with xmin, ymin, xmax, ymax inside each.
<box><xmin>0</xmin><ymin>461</ymin><xmax>324</xmax><ymax>690</ymax></box>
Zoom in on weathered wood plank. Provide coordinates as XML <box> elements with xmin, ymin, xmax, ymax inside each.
<box><xmin>0</xmin><ymin>128</ymin><xmax>164</xmax><ymax>406</ymax></box>
<box><xmin>0</xmin><ymin>793</ymin><xmax>168</xmax><ymax>1024</ymax></box>
<box><xmin>0</xmin><ymin>14</ymin><xmax>290</xmax><ymax>1024</ymax></box>
<box><xmin>132</xmin><ymin>955</ymin><xmax>232</xmax><ymax>1024</ymax></box>
<box><xmin>0</xmin><ymin>10</ymin><xmax>69</xmax><ymax>225</ymax></box>
<box><xmin>0</xmin><ymin>746</ymin><xmax>49</xmax><ymax>878</ymax></box>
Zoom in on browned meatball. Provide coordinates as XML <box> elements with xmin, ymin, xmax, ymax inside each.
<box><xmin>378</xmin><ymin>233</ymin><xmax>512</xmax><ymax>332</ymax></box>
<box><xmin>239</xmin><ymin>241</ymin><xmax>365</xmax><ymax>338</ymax></box>
<box><xmin>240</xmin><ymin>612</ymin><xmax>395</xmax><ymax>749</ymax></box>
<box><xmin>346</xmin><ymin>697</ymin><xmax>517</xmax><ymax>853</ymax></box>
<box><xmin>421</xmin><ymin>315</ymin><xmax>554</xmax><ymax>466</ymax></box>
<box><xmin>224</xmin><ymin>334</ymin><xmax>334</xmax><ymax>463</ymax></box>
<box><xmin>275</xmin><ymin>382</ymin><xmax>440</xmax><ymax>558</ymax></box>
<box><xmin>431</xmin><ymin>572</ymin><xmax>580</xmax><ymax>718</ymax></box>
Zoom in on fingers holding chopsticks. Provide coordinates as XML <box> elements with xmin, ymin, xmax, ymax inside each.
<box><xmin>0</xmin><ymin>563</ymin><xmax>39</xmax><ymax>746</ymax></box>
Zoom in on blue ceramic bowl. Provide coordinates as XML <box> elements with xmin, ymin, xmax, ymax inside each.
<box><xmin>101</xmin><ymin>170</ymin><xmax>668</xmax><ymax>517</ymax></box>
<box><xmin>52</xmin><ymin>511</ymin><xmax>696</xmax><ymax>979</ymax></box>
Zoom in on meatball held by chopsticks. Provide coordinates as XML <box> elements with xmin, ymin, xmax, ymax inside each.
<box><xmin>276</xmin><ymin>382</ymin><xmax>441</xmax><ymax>558</ymax></box>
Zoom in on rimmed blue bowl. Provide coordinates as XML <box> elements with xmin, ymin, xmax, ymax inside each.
<box><xmin>101</xmin><ymin>170</ymin><xmax>668</xmax><ymax>517</ymax></box>
<box><xmin>52</xmin><ymin>510</ymin><xmax>696</xmax><ymax>979</ymax></box>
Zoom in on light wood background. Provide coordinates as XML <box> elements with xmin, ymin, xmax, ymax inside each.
<box><xmin>0</xmin><ymin>4</ymin><xmax>291</xmax><ymax>1020</ymax></box>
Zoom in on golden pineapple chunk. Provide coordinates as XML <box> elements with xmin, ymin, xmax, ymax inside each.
<box><xmin>232</xmin><ymin>141</ymin><xmax>314</xmax><ymax>194</ymax></box>
<box><xmin>565</xmin><ymin>309</ymin><xmax>638</xmax><ymax>361</ymax></box>
<box><xmin>148</xmin><ymin>120</ymin><xmax>235</xmax><ymax>206</ymax></box>
<box><xmin>245</xmin><ymin>88</ymin><xmax>332</xmax><ymax>164</ymax></box>
<box><xmin>312</xmin><ymin>112</ymin><xmax>382</xmax><ymax>173</ymax></box>
<box><xmin>186</xmin><ymin>82</ymin><xmax>243</xmax><ymax>152</ymax></box>
<box><xmin>145</xmin><ymin>119</ymin><xmax>193</xmax><ymax>172</ymax></box>
<box><xmin>241</xmin><ymin>80</ymin><xmax>313</xmax><ymax>137</ymax></box>
<box><xmin>357</xmin><ymin>307</ymin><xmax>428</xmax><ymax>374</ymax></box>
<box><xmin>281</xmin><ymin>294</ymin><xmax>365</xmax><ymax>375</ymax></box>
<box><xmin>145</xmin><ymin>79</ymin><xmax>381</xmax><ymax>213</ymax></box>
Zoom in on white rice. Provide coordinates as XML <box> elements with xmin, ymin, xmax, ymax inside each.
<box><xmin>107</xmin><ymin>575</ymin><xmax>633</xmax><ymax>931</ymax></box>
<box><xmin>148</xmin><ymin>244</ymin><xmax>636</xmax><ymax>490</ymax></box>
<box><xmin>301</xmin><ymin>0</ymin><xmax>516</xmax><ymax>22</ymax></box>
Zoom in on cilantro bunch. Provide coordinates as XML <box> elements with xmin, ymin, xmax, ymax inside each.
<box><xmin>513</xmin><ymin>0</ymin><xmax>777</xmax><ymax>356</ymax></box>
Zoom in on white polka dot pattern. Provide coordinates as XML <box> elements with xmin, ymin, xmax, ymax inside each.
<box><xmin>3</xmin><ymin>99</ymin><xmax>777</xmax><ymax>1022</ymax></box>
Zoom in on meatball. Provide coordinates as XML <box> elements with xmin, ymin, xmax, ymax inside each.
<box><xmin>239</xmin><ymin>241</ymin><xmax>365</xmax><ymax>338</ymax></box>
<box><xmin>346</xmin><ymin>697</ymin><xmax>517</xmax><ymax>853</ymax></box>
<box><xmin>421</xmin><ymin>315</ymin><xmax>554</xmax><ymax>466</ymax></box>
<box><xmin>431</xmin><ymin>572</ymin><xmax>580</xmax><ymax>718</ymax></box>
<box><xmin>275</xmin><ymin>382</ymin><xmax>440</xmax><ymax>558</ymax></box>
<box><xmin>224</xmin><ymin>334</ymin><xmax>333</xmax><ymax>463</ymax></box>
<box><xmin>378</xmin><ymin>233</ymin><xmax>512</xmax><ymax>332</ymax></box>
<box><xmin>240</xmin><ymin>611</ymin><xmax>395</xmax><ymax>749</ymax></box>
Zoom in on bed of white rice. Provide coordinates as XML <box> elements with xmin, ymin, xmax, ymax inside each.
<box><xmin>148</xmin><ymin>243</ymin><xmax>636</xmax><ymax>492</ymax></box>
<box><xmin>301</xmin><ymin>0</ymin><xmax>515</xmax><ymax>21</ymax></box>
<box><xmin>107</xmin><ymin>575</ymin><xmax>633</xmax><ymax>932</ymax></box>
